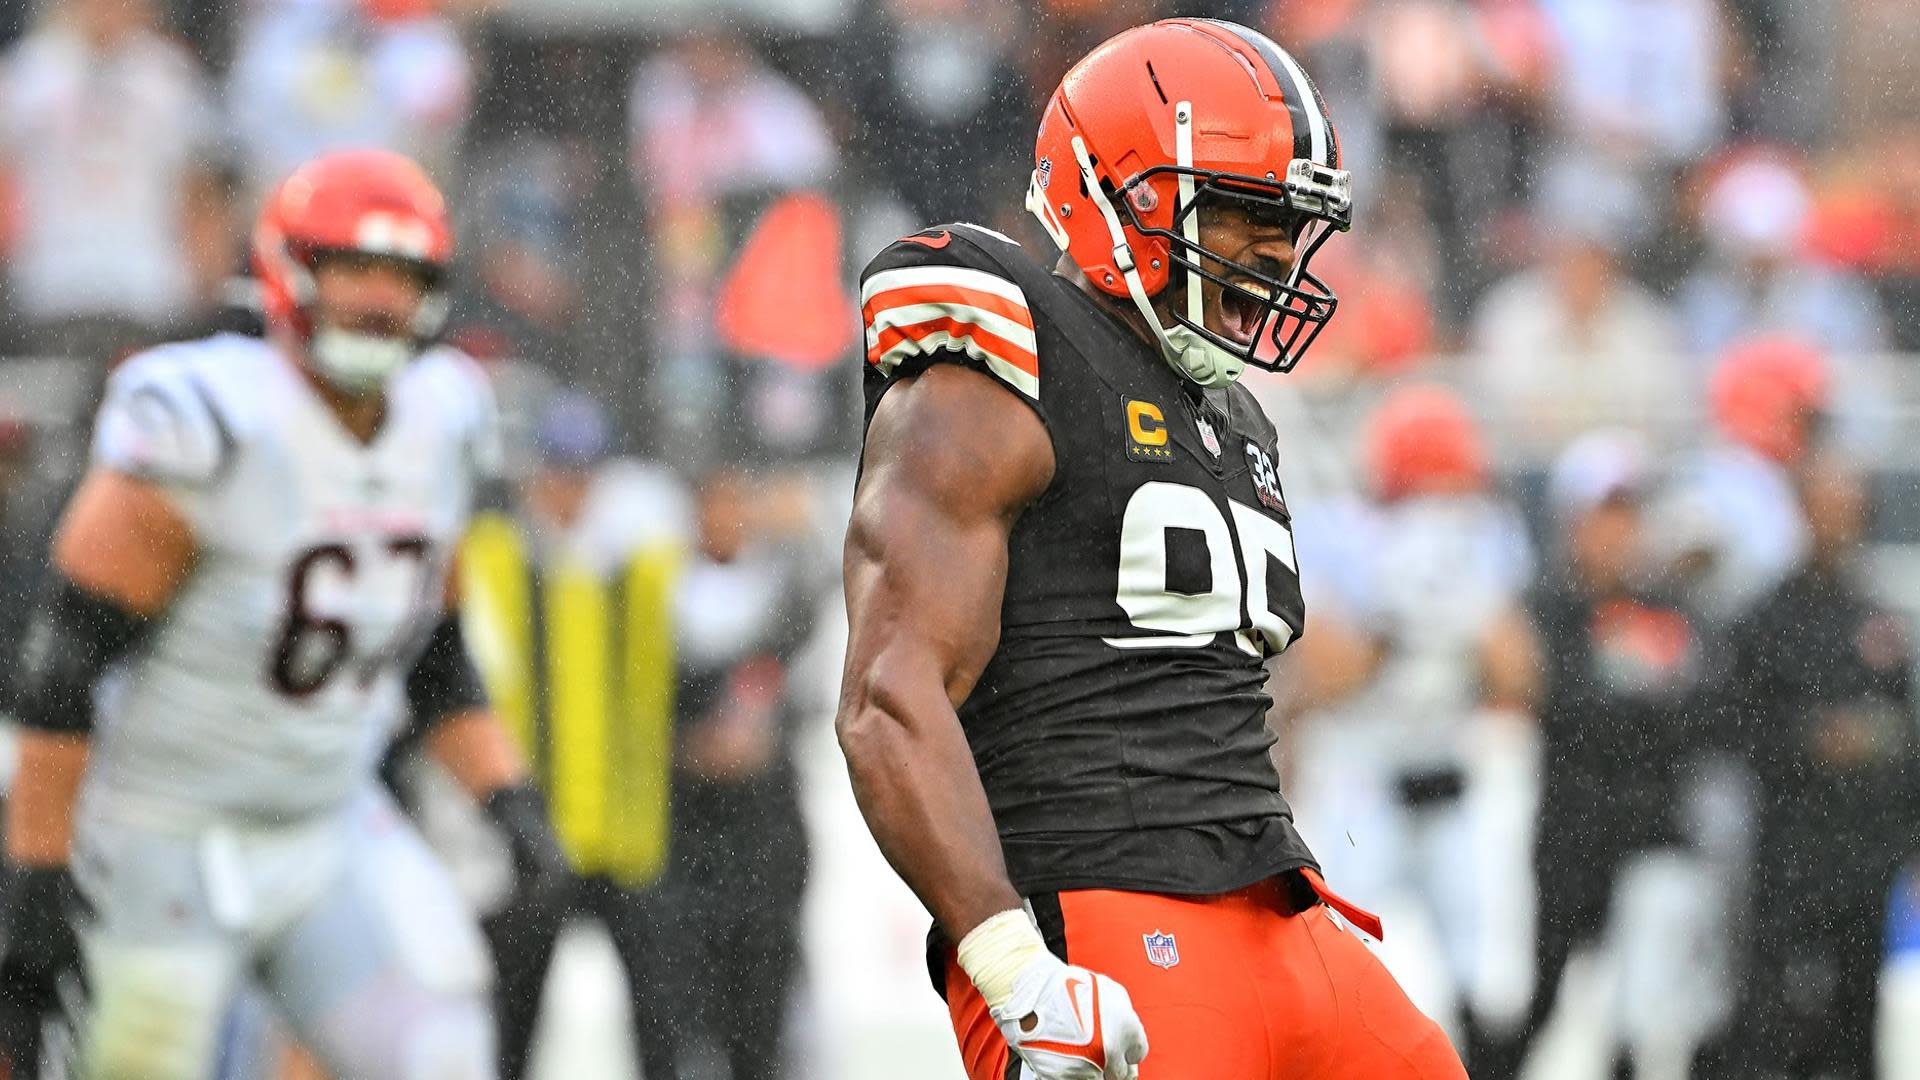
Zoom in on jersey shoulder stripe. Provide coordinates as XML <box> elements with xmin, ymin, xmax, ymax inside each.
<box><xmin>93</xmin><ymin>338</ymin><xmax>251</xmax><ymax>487</ymax></box>
<box><xmin>860</xmin><ymin>230</ymin><xmax>1039</xmax><ymax>401</ymax></box>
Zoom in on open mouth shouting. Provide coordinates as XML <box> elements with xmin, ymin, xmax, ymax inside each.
<box><xmin>1216</xmin><ymin>278</ymin><xmax>1273</xmax><ymax>347</ymax></box>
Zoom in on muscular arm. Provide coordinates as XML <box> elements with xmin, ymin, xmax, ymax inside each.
<box><xmin>424</xmin><ymin>708</ymin><xmax>529</xmax><ymax>799</ymax></box>
<box><xmin>409</xmin><ymin>571</ymin><xmax>532</xmax><ymax>801</ymax></box>
<box><xmin>8</xmin><ymin>470</ymin><xmax>196</xmax><ymax>866</ymax></box>
<box><xmin>1478</xmin><ymin>604</ymin><xmax>1543</xmax><ymax>713</ymax></box>
<box><xmin>836</xmin><ymin>364</ymin><xmax>1054</xmax><ymax>942</ymax></box>
<box><xmin>54</xmin><ymin>470</ymin><xmax>197</xmax><ymax>616</ymax></box>
<box><xmin>1275</xmin><ymin>611</ymin><xmax>1382</xmax><ymax>717</ymax></box>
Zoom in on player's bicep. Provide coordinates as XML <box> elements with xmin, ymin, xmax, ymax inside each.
<box><xmin>844</xmin><ymin>364</ymin><xmax>1053</xmax><ymax>706</ymax></box>
<box><xmin>51</xmin><ymin>469</ymin><xmax>197</xmax><ymax>616</ymax></box>
<box><xmin>842</xmin><ymin>487</ymin><xmax>1006</xmax><ymax>707</ymax></box>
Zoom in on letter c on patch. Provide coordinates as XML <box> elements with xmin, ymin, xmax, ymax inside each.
<box><xmin>1127</xmin><ymin>400</ymin><xmax>1168</xmax><ymax>447</ymax></box>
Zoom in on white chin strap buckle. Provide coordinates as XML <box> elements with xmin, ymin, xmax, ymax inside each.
<box><xmin>1168</xmin><ymin>327</ymin><xmax>1233</xmax><ymax>387</ymax></box>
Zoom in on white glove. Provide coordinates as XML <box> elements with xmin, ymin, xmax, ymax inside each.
<box><xmin>958</xmin><ymin>909</ymin><xmax>1149</xmax><ymax>1080</ymax></box>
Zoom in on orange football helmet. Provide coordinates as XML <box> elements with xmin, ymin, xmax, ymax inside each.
<box><xmin>1365</xmin><ymin>385</ymin><xmax>1489</xmax><ymax>501</ymax></box>
<box><xmin>1027</xmin><ymin>19</ymin><xmax>1351</xmax><ymax>385</ymax></box>
<box><xmin>252</xmin><ymin>149</ymin><xmax>454</xmax><ymax>344</ymax></box>
<box><xmin>1709</xmin><ymin>336</ymin><xmax>1829</xmax><ymax>465</ymax></box>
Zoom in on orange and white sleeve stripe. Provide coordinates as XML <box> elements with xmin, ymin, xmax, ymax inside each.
<box><xmin>860</xmin><ymin>265</ymin><xmax>1039</xmax><ymax>400</ymax></box>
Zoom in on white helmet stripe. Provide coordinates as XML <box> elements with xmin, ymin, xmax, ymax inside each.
<box><xmin>1200</xmin><ymin>20</ymin><xmax>1332</xmax><ymax>168</ymax></box>
<box><xmin>1174</xmin><ymin>101</ymin><xmax>1202</xmax><ymax>336</ymax></box>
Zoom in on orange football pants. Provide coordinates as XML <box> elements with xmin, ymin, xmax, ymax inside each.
<box><xmin>943</xmin><ymin>870</ymin><xmax>1466</xmax><ymax>1080</ymax></box>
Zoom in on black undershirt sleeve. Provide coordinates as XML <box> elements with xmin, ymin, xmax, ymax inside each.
<box><xmin>403</xmin><ymin>612</ymin><xmax>490</xmax><ymax>735</ymax></box>
<box><xmin>17</xmin><ymin>578</ymin><xmax>152</xmax><ymax>734</ymax></box>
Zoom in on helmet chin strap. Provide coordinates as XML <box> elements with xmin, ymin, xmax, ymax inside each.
<box><xmin>1070</xmin><ymin>102</ymin><xmax>1245</xmax><ymax>388</ymax></box>
<box><xmin>1174</xmin><ymin>102</ymin><xmax>1206</xmax><ymax>350</ymax></box>
<box><xmin>296</xmin><ymin>274</ymin><xmax>446</xmax><ymax>398</ymax></box>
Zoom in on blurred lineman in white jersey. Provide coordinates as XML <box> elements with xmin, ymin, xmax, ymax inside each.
<box><xmin>1285</xmin><ymin>385</ymin><xmax>1542</xmax><ymax>1066</ymax></box>
<box><xmin>0</xmin><ymin>149</ymin><xmax>567</xmax><ymax>1080</ymax></box>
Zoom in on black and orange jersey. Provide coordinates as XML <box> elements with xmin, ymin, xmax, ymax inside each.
<box><xmin>858</xmin><ymin>223</ymin><xmax>1316</xmax><ymax>896</ymax></box>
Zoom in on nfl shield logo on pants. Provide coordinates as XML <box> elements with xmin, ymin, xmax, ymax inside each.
<box><xmin>1143</xmin><ymin>930</ymin><xmax>1179</xmax><ymax>969</ymax></box>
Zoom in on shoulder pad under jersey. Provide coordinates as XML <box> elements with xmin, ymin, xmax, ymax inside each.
<box><xmin>92</xmin><ymin>341</ymin><xmax>241</xmax><ymax>487</ymax></box>
<box><xmin>860</xmin><ymin>224</ymin><xmax>1040</xmax><ymax>403</ymax></box>
<box><xmin>400</xmin><ymin>345</ymin><xmax>504</xmax><ymax>481</ymax></box>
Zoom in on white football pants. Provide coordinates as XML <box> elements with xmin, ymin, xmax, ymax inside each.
<box><xmin>69</xmin><ymin>788</ymin><xmax>495</xmax><ymax>1080</ymax></box>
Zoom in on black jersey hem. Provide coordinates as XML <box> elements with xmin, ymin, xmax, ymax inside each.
<box><xmin>1005</xmin><ymin>853</ymin><xmax>1320</xmax><ymax>900</ymax></box>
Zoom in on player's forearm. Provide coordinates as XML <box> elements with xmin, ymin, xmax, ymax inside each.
<box><xmin>6</xmin><ymin>731</ymin><xmax>89</xmax><ymax>866</ymax></box>
<box><xmin>409</xmin><ymin>610</ymin><xmax>527</xmax><ymax>800</ymax></box>
<box><xmin>837</xmin><ymin>670</ymin><xmax>1023</xmax><ymax>942</ymax></box>
<box><xmin>424</xmin><ymin>709</ymin><xmax>529</xmax><ymax>800</ymax></box>
<box><xmin>1480</xmin><ymin>606</ymin><xmax>1543</xmax><ymax>712</ymax></box>
<box><xmin>1281</xmin><ymin>616</ymin><xmax>1381</xmax><ymax>712</ymax></box>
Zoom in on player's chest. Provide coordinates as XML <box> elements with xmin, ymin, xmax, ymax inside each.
<box><xmin>1043</xmin><ymin>351</ymin><xmax>1303</xmax><ymax>653</ymax></box>
<box><xmin>1036</xmin><ymin>316</ymin><xmax>1290</xmax><ymax>512</ymax></box>
<box><xmin>209</xmin><ymin>425</ymin><xmax>471</xmax><ymax>676</ymax></box>
<box><xmin>1105</xmin><ymin>390</ymin><xmax>1287</xmax><ymax>517</ymax></box>
<box><xmin>1051</xmin><ymin>343</ymin><xmax>1292</xmax><ymax>531</ymax></box>
<box><xmin>243</xmin><ymin>421</ymin><xmax>469</xmax><ymax>553</ymax></box>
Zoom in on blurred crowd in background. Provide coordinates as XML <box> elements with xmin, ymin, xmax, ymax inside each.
<box><xmin>1</xmin><ymin>0</ymin><xmax>1917</xmax><ymax>462</ymax></box>
<box><xmin>0</xmin><ymin>0</ymin><xmax>1915</xmax><ymax>1077</ymax></box>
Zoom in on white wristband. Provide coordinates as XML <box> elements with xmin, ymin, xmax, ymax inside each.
<box><xmin>956</xmin><ymin>907</ymin><xmax>1049</xmax><ymax>1012</ymax></box>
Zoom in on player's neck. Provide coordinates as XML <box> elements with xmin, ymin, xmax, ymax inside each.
<box><xmin>1058</xmin><ymin>255</ymin><xmax>1160</xmax><ymax>353</ymax></box>
<box><xmin>299</xmin><ymin>363</ymin><xmax>388</xmax><ymax>443</ymax></box>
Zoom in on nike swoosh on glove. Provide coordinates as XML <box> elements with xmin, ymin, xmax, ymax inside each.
<box><xmin>992</xmin><ymin>956</ymin><xmax>1149</xmax><ymax>1080</ymax></box>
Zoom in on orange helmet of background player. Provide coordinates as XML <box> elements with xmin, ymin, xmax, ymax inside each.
<box><xmin>1709</xmin><ymin>336</ymin><xmax>1829</xmax><ymax>465</ymax></box>
<box><xmin>252</xmin><ymin>148</ymin><xmax>454</xmax><ymax>343</ymax></box>
<box><xmin>1028</xmin><ymin>19</ymin><xmax>1352</xmax><ymax>384</ymax></box>
<box><xmin>1365</xmin><ymin>384</ymin><xmax>1489</xmax><ymax>501</ymax></box>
